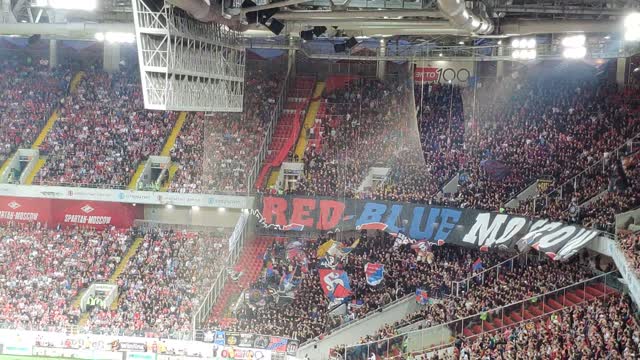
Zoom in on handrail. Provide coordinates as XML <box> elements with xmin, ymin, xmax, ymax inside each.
<box><xmin>247</xmin><ymin>65</ymin><xmax>293</xmax><ymax>192</ymax></box>
<box><xmin>342</xmin><ymin>271</ymin><xmax>616</xmax><ymax>350</ymax></box>
<box><xmin>450</xmin><ymin>253</ymin><xmax>521</xmax><ymax>298</ymax></box>
<box><xmin>298</xmin><ymin>293</ymin><xmax>414</xmax><ymax>349</ymax></box>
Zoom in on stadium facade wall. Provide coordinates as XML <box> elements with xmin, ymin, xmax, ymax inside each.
<box><xmin>0</xmin><ymin>196</ymin><xmax>142</xmax><ymax>229</ymax></box>
<box><xmin>144</xmin><ymin>205</ymin><xmax>245</xmax><ymax>228</ymax></box>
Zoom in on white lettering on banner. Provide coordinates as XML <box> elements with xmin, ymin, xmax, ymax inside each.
<box><xmin>555</xmin><ymin>229</ymin><xmax>599</xmax><ymax>259</ymax></box>
<box><xmin>462</xmin><ymin>213</ymin><xmax>508</xmax><ymax>246</ymax></box>
<box><xmin>0</xmin><ymin>210</ymin><xmax>39</xmax><ymax>221</ymax></box>
<box><xmin>462</xmin><ymin>214</ymin><xmax>527</xmax><ymax>247</ymax></box>
<box><xmin>536</xmin><ymin>226</ymin><xmax>577</xmax><ymax>249</ymax></box>
<box><xmin>64</xmin><ymin>214</ymin><xmax>112</xmax><ymax>225</ymax></box>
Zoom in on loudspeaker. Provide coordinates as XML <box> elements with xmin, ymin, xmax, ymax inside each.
<box><xmin>312</xmin><ymin>26</ymin><xmax>327</xmax><ymax>37</ymax></box>
<box><xmin>334</xmin><ymin>43</ymin><xmax>346</xmax><ymax>53</ymax></box>
<box><xmin>300</xmin><ymin>30</ymin><xmax>314</xmax><ymax>41</ymax></box>
<box><xmin>345</xmin><ymin>37</ymin><xmax>358</xmax><ymax>49</ymax></box>
<box><xmin>242</xmin><ymin>0</ymin><xmax>258</xmax><ymax>24</ymax></box>
<box><xmin>266</xmin><ymin>19</ymin><xmax>284</xmax><ymax>35</ymax></box>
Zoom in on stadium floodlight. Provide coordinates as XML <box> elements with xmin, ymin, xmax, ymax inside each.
<box><xmin>95</xmin><ymin>32</ymin><xmax>135</xmax><ymax>44</ymax></box>
<box><xmin>561</xmin><ymin>34</ymin><xmax>587</xmax><ymax>59</ymax></box>
<box><xmin>563</xmin><ymin>47</ymin><xmax>587</xmax><ymax>59</ymax></box>
<box><xmin>625</xmin><ymin>13</ymin><xmax>640</xmax><ymax>41</ymax></box>
<box><xmin>561</xmin><ymin>34</ymin><xmax>586</xmax><ymax>48</ymax></box>
<box><xmin>511</xmin><ymin>37</ymin><xmax>537</xmax><ymax>60</ymax></box>
<box><xmin>34</xmin><ymin>0</ymin><xmax>97</xmax><ymax>10</ymax></box>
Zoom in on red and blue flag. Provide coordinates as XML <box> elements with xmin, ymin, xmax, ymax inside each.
<box><xmin>415</xmin><ymin>289</ymin><xmax>429</xmax><ymax>305</ymax></box>
<box><xmin>364</xmin><ymin>263</ymin><xmax>384</xmax><ymax>286</ymax></box>
<box><xmin>472</xmin><ymin>258</ymin><xmax>484</xmax><ymax>272</ymax></box>
<box><xmin>319</xmin><ymin>269</ymin><xmax>353</xmax><ymax>301</ymax></box>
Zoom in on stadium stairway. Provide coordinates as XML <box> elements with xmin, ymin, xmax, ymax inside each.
<box><xmin>207</xmin><ymin>238</ymin><xmax>272</xmax><ymax>323</ymax></box>
<box><xmin>460</xmin><ymin>282</ymin><xmax>616</xmax><ymax>338</ymax></box>
<box><xmin>160</xmin><ymin>164</ymin><xmax>179</xmax><ymax>191</ymax></box>
<box><xmin>160</xmin><ymin>112</ymin><xmax>187</xmax><ymax>156</ymax></box>
<box><xmin>24</xmin><ymin>71</ymin><xmax>85</xmax><ymax>184</ymax></box>
<box><xmin>294</xmin><ymin>81</ymin><xmax>326</xmax><ymax>159</ymax></box>
<box><xmin>23</xmin><ymin>158</ymin><xmax>46</xmax><ymax>185</ymax></box>
<box><xmin>128</xmin><ymin>164</ymin><xmax>146</xmax><ymax>190</ymax></box>
<box><xmin>0</xmin><ymin>153</ymin><xmax>14</xmax><ymax>178</ymax></box>
<box><xmin>73</xmin><ymin>237</ymin><xmax>143</xmax><ymax>326</ymax></box>
<box><xmin>255</xmin><ymin>76</ymin><xmax>315</xmax><ymax>189</ymax></box>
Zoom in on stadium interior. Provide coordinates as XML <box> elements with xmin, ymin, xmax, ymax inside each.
<box><xmin>2</xmin><ymin>0</ymin><xmax>640</xmax><ymax>359</ymax></box>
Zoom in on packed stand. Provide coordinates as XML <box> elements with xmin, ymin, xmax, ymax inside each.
<box><xmin>34</xmin><ymin>69</ymin><xmax>175</xmax><ymax>188</ymax></box>
<box><xmin>330</xmin><ymin>254</ymin><xmax>596</xmax><ymax>357</ymax></box>
<box><xmin>369</xmin><ymin>83</ymin><xmax>465</xmax><ymax>203</ymax></box>
<box><xmin>84</xmin><ymin>229</ymin><xmax>229</xmax><ymax>337</ymax></box>
<box><xmin>210</xmin><ymin>231</ymin><xmax>509</xmax><ymax>342</ymax></box>
<box><xmin>620</xmin><ymin>229</ymin><xmax>640</xmax><ymax>275</ymax></box>
<box><xmin>169</xmin><ymin>61</ymin><xmax>285</xmax><ymax>194</ymax></box>
<box><xmin>0</xmin><ymin>60</ymin><xmax>70</xmax><ymax>164</ymax></box>
<box><xmin>293</xmin><ymin>76</ymin><xmax>414</xmax><ymax>197</ymax></box>
<box><xmin>453</xmin><ymin>67</ymin><xmax>638</xmax><ymax>213</ymax></box>
<box><xmin>449</xmin><ymin>296</ymin><xmax>639</xmax><ymax>360</ymax></box>
<box><xmin>0</xmin><ymin>223</ymin><xmax>133</xmax><ymax>330</ymax></box>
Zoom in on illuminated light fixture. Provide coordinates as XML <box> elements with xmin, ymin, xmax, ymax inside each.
<box><xmin>458</xmin><ymin>41</ymin><xmax>464</xmax><ymax>45</ymax></box>
<box><xmin>192</xmin><ymin>206</ymin><xmax>200</xmax><ymax>211</ymax></box>
<box><xmin>166</xmin><ymin>204</ymin><xmax>173</xmax><ymax>209</ymax></box>
<box><xmin>562</xmin><ymin>34</ymin><xmax>587</xmax><ymax>59</ymax></box>
<box><xmin>439</xmin><ymin>53</ymin><xmax>443</xmax><ymax>57</ymax></box>
<box><xmin>561</xmin><ymin>34</ymin><xmax>585</xmax><ymax>48</ymax></box>
<box><xmin>625</xmin><ymin>13</ymin><xmax>640</xmax><ymax>41</ymax></box>
<box><xmin>563</xmin><ymin>46</ymin><xmax>587</xmax><ymax>59</ymax></box>
<box><xmin>95</xmin><ymin>32</ymin><xmax>135</xmax><ymax>44</ymax></box>
<box><xmin>511</xmin><ymin>37</ymin><xmax>536</xmax><ymax>60</ymax></box>
<box><xmin>219</xmin><ymin>207</ymin><xmax>226</xmax><ymax>212</ymax></box>
<box><xmin>34</xmin><ymin>0</ymin><xmax>97</xmax><ymax>10</ymax></box>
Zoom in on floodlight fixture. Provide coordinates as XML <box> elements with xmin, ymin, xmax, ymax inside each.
<box><xmin>95</xmin><ymin>32</ymin><xmax>136</xmax><ymax>44</ymax></box>
<box><xmin>625</xmin><ymin>13</ymin><xmax>640</xmax><ymax>41</ymax></box>
<box><xmin>561</xmin><ymin>34</ymin><xmax>585</xmax><ymax>48</ymax></box>
<box><xmin>563</xmin><ymin>47</ymin><xmax>587</xmax><ymax>59</ymax></box>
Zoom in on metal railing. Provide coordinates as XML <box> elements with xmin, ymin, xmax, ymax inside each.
<box><xmin>534</xmin><ymin>131</ymin><xmax>640</xmax><ymax>212</ymax></box>
<box><xmin>247</xmin><ymin>65</ymin><xmax>294</xmax><ymax>193</ymax></box>
<box><xmin>340</xmin><ymin>272</ymin><xmax>619</xmax><ymax>359</ymax></box>
<box><xmin>450</xmin><ymin>253</ymin><xmax>522</xmax><ymax>298</ymax></box>
<box><xmin>191</xmin><ymin>213</ymin><xmax>249</xmax><ymax>337</ymax></box>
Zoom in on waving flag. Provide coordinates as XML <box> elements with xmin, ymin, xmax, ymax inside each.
<box><xmin>472</xmin><ymin>258</ymin><xmax>484</xmax><ymax>272</ymax></box>
<box><xmin>317</xmin><ymin>240</ymin><xmax>336</xmax><ymax>258</ymax></box>
<box><xmin>319</xmin><ymin>269</ymin><xmax>353</xmax><ymax>301</ymax></box>
<box><xmin>364</xmin><ymin>263</ymin><xmax>384</xmax><ymax>286</ymax></box>
<box><xmin>415</xmin><ymin>289</ymin><xmax>429</xmax><ymax>305</ymax></box>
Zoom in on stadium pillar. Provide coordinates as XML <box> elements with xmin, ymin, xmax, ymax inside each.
<box><xmin>48</xmin><ymin>39</ymin><xmax>58</xmax><ymax>69</ymax></box>
<box><xmin>616</xmin><ymin>57</ymin><xmax>628</xmax><ymax>87</ymax></box>
<box><xmin>377</xmin><ymin>39</ymin><xmax>386</xmax><ymax>80</ymax></box>
<box><xmin>496</xmin><ymin>45</ymin><xmax>504</xmax><ymax>79</ymax></box>
<box><xmin>103</xmin><ymin>42</ymin><xmax>121</xmax><ymax>73</ymax></box>
<box><xmin>288</xmin><ymin>34</ymin><xmax>297</xmax><ymax>75</ymax></box>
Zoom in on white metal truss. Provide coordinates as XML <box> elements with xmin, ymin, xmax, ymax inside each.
<box><xmin>131</xmin><ymin>0</ymin><xmax>245</xmax><ymax>112</ymax></box>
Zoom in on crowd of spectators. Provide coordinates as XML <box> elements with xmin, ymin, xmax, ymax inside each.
<box><xmin>34</xmin><ymin>68</ymin><xmax>175</xmax><ymax>188</ymax></box>
<box><xmin>330</xmin><ymin>253</ymin><xmax>598</xmax><ymax>357</ymax></box>
<box><xmin>0</xmin><ymin>223</ymin><xmax>133</xmax><ymax>330</ymax></box>
<box><xmin>620</xmin><ymin>229</ymin><xmax>640</xmax><ymax>276</ymax></box>
<box><xmin>84</xmin><ymin>229</ymin><xmax>229</xmax><ymax>337</ymax></box>
<box><xmin>169</xmin><ymin>60</ymin><xmax>285</xmax><ymax>194</ymax></box>
<box><xmin>292</xmin><ymin>75</ymin><xmax>417</xmax><ymax>197</ymax></box>
<box><xmin>0</xmin><ymin>59</ymin><xmax>70</xmax><ymax>164</ymax></box>
<box><xmin>448</xmin><ymin>296</ymin><xmax>639</xmax><ymax>360</ymax></box>
<box><xmin>212</xmin><ymin>231</ymin><xmax>512</xmax><ymax>342</ymax></box>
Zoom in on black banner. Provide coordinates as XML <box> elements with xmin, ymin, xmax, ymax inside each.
<box><xmin>238</xmin><ymin>334</ymin><xmax>255</xmax><ymax>348</ymax></box>
<box><xmin>254</xmin><ymin>196</ymin><xmax>601</xmax><ymax>260</ymax></box>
